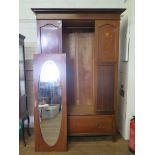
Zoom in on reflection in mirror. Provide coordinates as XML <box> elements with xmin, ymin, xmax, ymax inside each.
<box><xmin>38</xmin><ymin>60</ymin><xmax>62</xmax><ymax>146</ymax></box>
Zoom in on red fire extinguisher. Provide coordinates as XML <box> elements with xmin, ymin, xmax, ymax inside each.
<box><xmin>129</xmin><ymin>116</ymin><xmax>135</xmax><ymax>153</ymax></box>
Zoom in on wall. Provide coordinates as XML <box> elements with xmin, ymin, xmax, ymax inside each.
<box><xmin>117</xmin><ymin>0</ymin><xmax>135</xmax><ymax>139</ymax></box>
<box><xmin>125</xmin><ymin>0</ymin><xmax>135</xmax><ymax>139</ymax></box>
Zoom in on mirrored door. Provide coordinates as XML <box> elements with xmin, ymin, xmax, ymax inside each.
<box><xmin>33</xmin><ymin>53</ymin><xmax>67</xmax><ymax>151</ymax></box>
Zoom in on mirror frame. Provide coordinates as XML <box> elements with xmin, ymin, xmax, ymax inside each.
<box><xmin>33</xmin><ymin>53</ymin><xmax>67</xmax><ymax>151</ymax></box>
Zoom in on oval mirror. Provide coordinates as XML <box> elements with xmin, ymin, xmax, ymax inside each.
<box><xmin>38</xmin><ymin>60</ymin><xmax>62</xmax><ymax>146</ymax></box>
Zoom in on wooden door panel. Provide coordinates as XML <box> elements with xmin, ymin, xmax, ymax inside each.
<box><xmin>37</xmin><ymin>20</ymin><xmax>62</xmax><ymax>54</ymax></box>
<box><xmin>63</xmin><ymin>33</ymin><xmax>77</xmax><ymax>106</ymax></box>
<box><xmin>77</xmin><ymin>33</ymin><xmax>94</xmax><ymax>106</ymax></box>
<box><xmin>95</xmin><ymin>20</ymin><xmax>119</xmax><ymax>62</ymax></box>
<box><xmin>64</xmin><ymin>33</ymin><xmax>94</xmax><ymax>114</ymax></box>
<box><xmin>96</xmin><ymin>64</ymin><xmax>115</xmax><ymax>113</ymax></box>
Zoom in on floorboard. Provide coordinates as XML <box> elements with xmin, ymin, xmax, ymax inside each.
<box><xmin>19</xmin><ymin>129</ymin><xmax>134</xmax><ymax>155</ymax></box>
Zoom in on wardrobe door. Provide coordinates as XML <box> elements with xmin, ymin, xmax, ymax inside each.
<box><xmin>96</xmin><ymin>64</ymin><xmax>115</xmax><ymax>113</ymax></box>
<box><xmin>33</xmin><ymin>54</ymin><xmax>67</xmax><ymax>151</ymax></box>
<box><xmin>95</xmin><ymin>20</ymin><xmax>119</xmax><ymax>113</ymax></box>
<box><xmin>37</xmin><ymin>20</ymin><xmax>62</xmax><ymax>54</ymax></box>
<box><xmin>95</xmin><ymin>20</ymin><xmax>119</xmax><ymax>62</ymax></box>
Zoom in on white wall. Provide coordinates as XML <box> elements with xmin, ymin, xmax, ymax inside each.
<box><xmin>118</xmin><ymin>0</ymin><xmax>135</xmax><ymax>139</ymax></box>
<box><xmin>125</xmin><ymin>0</ymin><xmax>135</xmax><ymax>139</ymax></box>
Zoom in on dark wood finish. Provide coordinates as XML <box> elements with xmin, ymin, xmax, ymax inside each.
<box><xmin>94</xmin><ymin>20</ymin><xmax>120</xmax><ymax>138</ymax></box>
<box><xmin>33</xmin><ymin>54</ymin><xmax>67</xmax><ymax>151</ymax></box>
<box><xmin>63</xmin><ymin>20</ymin><xmax>94</xmax><ymax>33</ymax></box>
<box><xmin>37</xmin><ymin>20</ymin><xmax>62</xmax><ymax>54</ymax></box>
<box><xmin>63</xmin><ymin>20</ymin><xmax>94</xmax><ymax>28</ymax></box>
<box><xmin>35</xmin><ymin>14</ymin><xmax>121</xmax><ymax>20</ymax></box>
<box><xmin>19</xmin><ymin>34</ymin><xmax>31</xmax><ymax>146</ymax></box>
<box><xmin>63</xmin><ymin>33</ymin><xmax>76</xmax><ymax>107</ymax></box>
<box><xmin>68</xmin><ymin>115</ymin><xmax>115</xmax><ymax>136</ymax></box>
<box><xmin>96</xmin><ymin>63</ymin><xmax>115</xmax><ymax>113</ymax></box>
<box><xmin>32</xmin><ymin>8</ymin><xmax>125</xmax><ymax>14</ymax></box>
<box><xmin>95</xmin><ymin>20</ymin><xmax>120</xmax><ymax>62</ymax></box>
<box><xmin>32</xmin><ymin>8</ymin><xmax>125</xmax><ymax>20</ymax></box>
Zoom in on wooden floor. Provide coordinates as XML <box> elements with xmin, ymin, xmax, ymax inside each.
<box><xmin>19</xmin><ymin>129</ymin><xmax>134</xmax><ymax>155</ymax></box>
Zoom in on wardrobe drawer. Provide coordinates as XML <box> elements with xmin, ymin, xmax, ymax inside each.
<box><xmin>68</xmin><ymin>115</ymin><xmax>115</xmax><ymax>136</ymax></box>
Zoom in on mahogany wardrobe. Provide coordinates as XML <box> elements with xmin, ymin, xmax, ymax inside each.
<box><xmin>32</xmin><ymin>8</ymin><xmax>125</xmax><ymax>152</ymax></box>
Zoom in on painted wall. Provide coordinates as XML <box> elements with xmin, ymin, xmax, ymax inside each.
<box><xmin>118</xmin><ymin>0</ymin><xmax>135</xmax><ymax>139</ymax></box>
<box><xmin>125</xmin><ymin>0</ymin><xmax>135</xmax><ymax>139</ymax></box>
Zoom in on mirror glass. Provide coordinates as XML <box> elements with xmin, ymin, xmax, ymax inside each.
<box><xmin>38</xmin><ymin>60</ymin><xmax>62</xmax><ymax>146</ymax></box>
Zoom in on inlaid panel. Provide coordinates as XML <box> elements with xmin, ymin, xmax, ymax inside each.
<box><xmin>96</xmin><ymin>64</ymin><xmax>115</xmax><ymax>113</ymax></box>
<box><xmin>95</xmin><ymin>20</ymin><xmax>119</xmax><ymax>62</ymax></box>
<box><xmin>37</xmin><ymin>20</ymin><xmax>62</xmax><ymax>54</ymax></box>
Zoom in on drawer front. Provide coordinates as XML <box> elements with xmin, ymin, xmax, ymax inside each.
<box><xmin>68</xmin><ymin>115</ymin><xmax>115</xmax><ymax>135</ymax></box>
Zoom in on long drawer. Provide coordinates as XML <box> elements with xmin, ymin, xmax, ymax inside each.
<box><xmin>68</xmin><ymin>115</ymin><xmax>115</xmax><ymax>136</ymax></box>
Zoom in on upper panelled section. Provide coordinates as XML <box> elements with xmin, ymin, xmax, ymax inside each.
<box><xmin>98</xmin><ymin>24</ymin><xmax>115</xmax><ymax>60</ymax></box>
<box><xmin>37</xmin><ymin>20</ymin><xmax>62</xmax><ymax>54</ymax></box>
<box><xmin>95</xmin><ymin>20</ymin><xmax>119</xmax><ymax>62</ymax></box>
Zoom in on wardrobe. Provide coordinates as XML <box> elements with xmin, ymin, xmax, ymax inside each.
<box><xmin>32</xmin><ymin>8</ymin><xmax>125</xmax><ymax>151</ymax></box>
